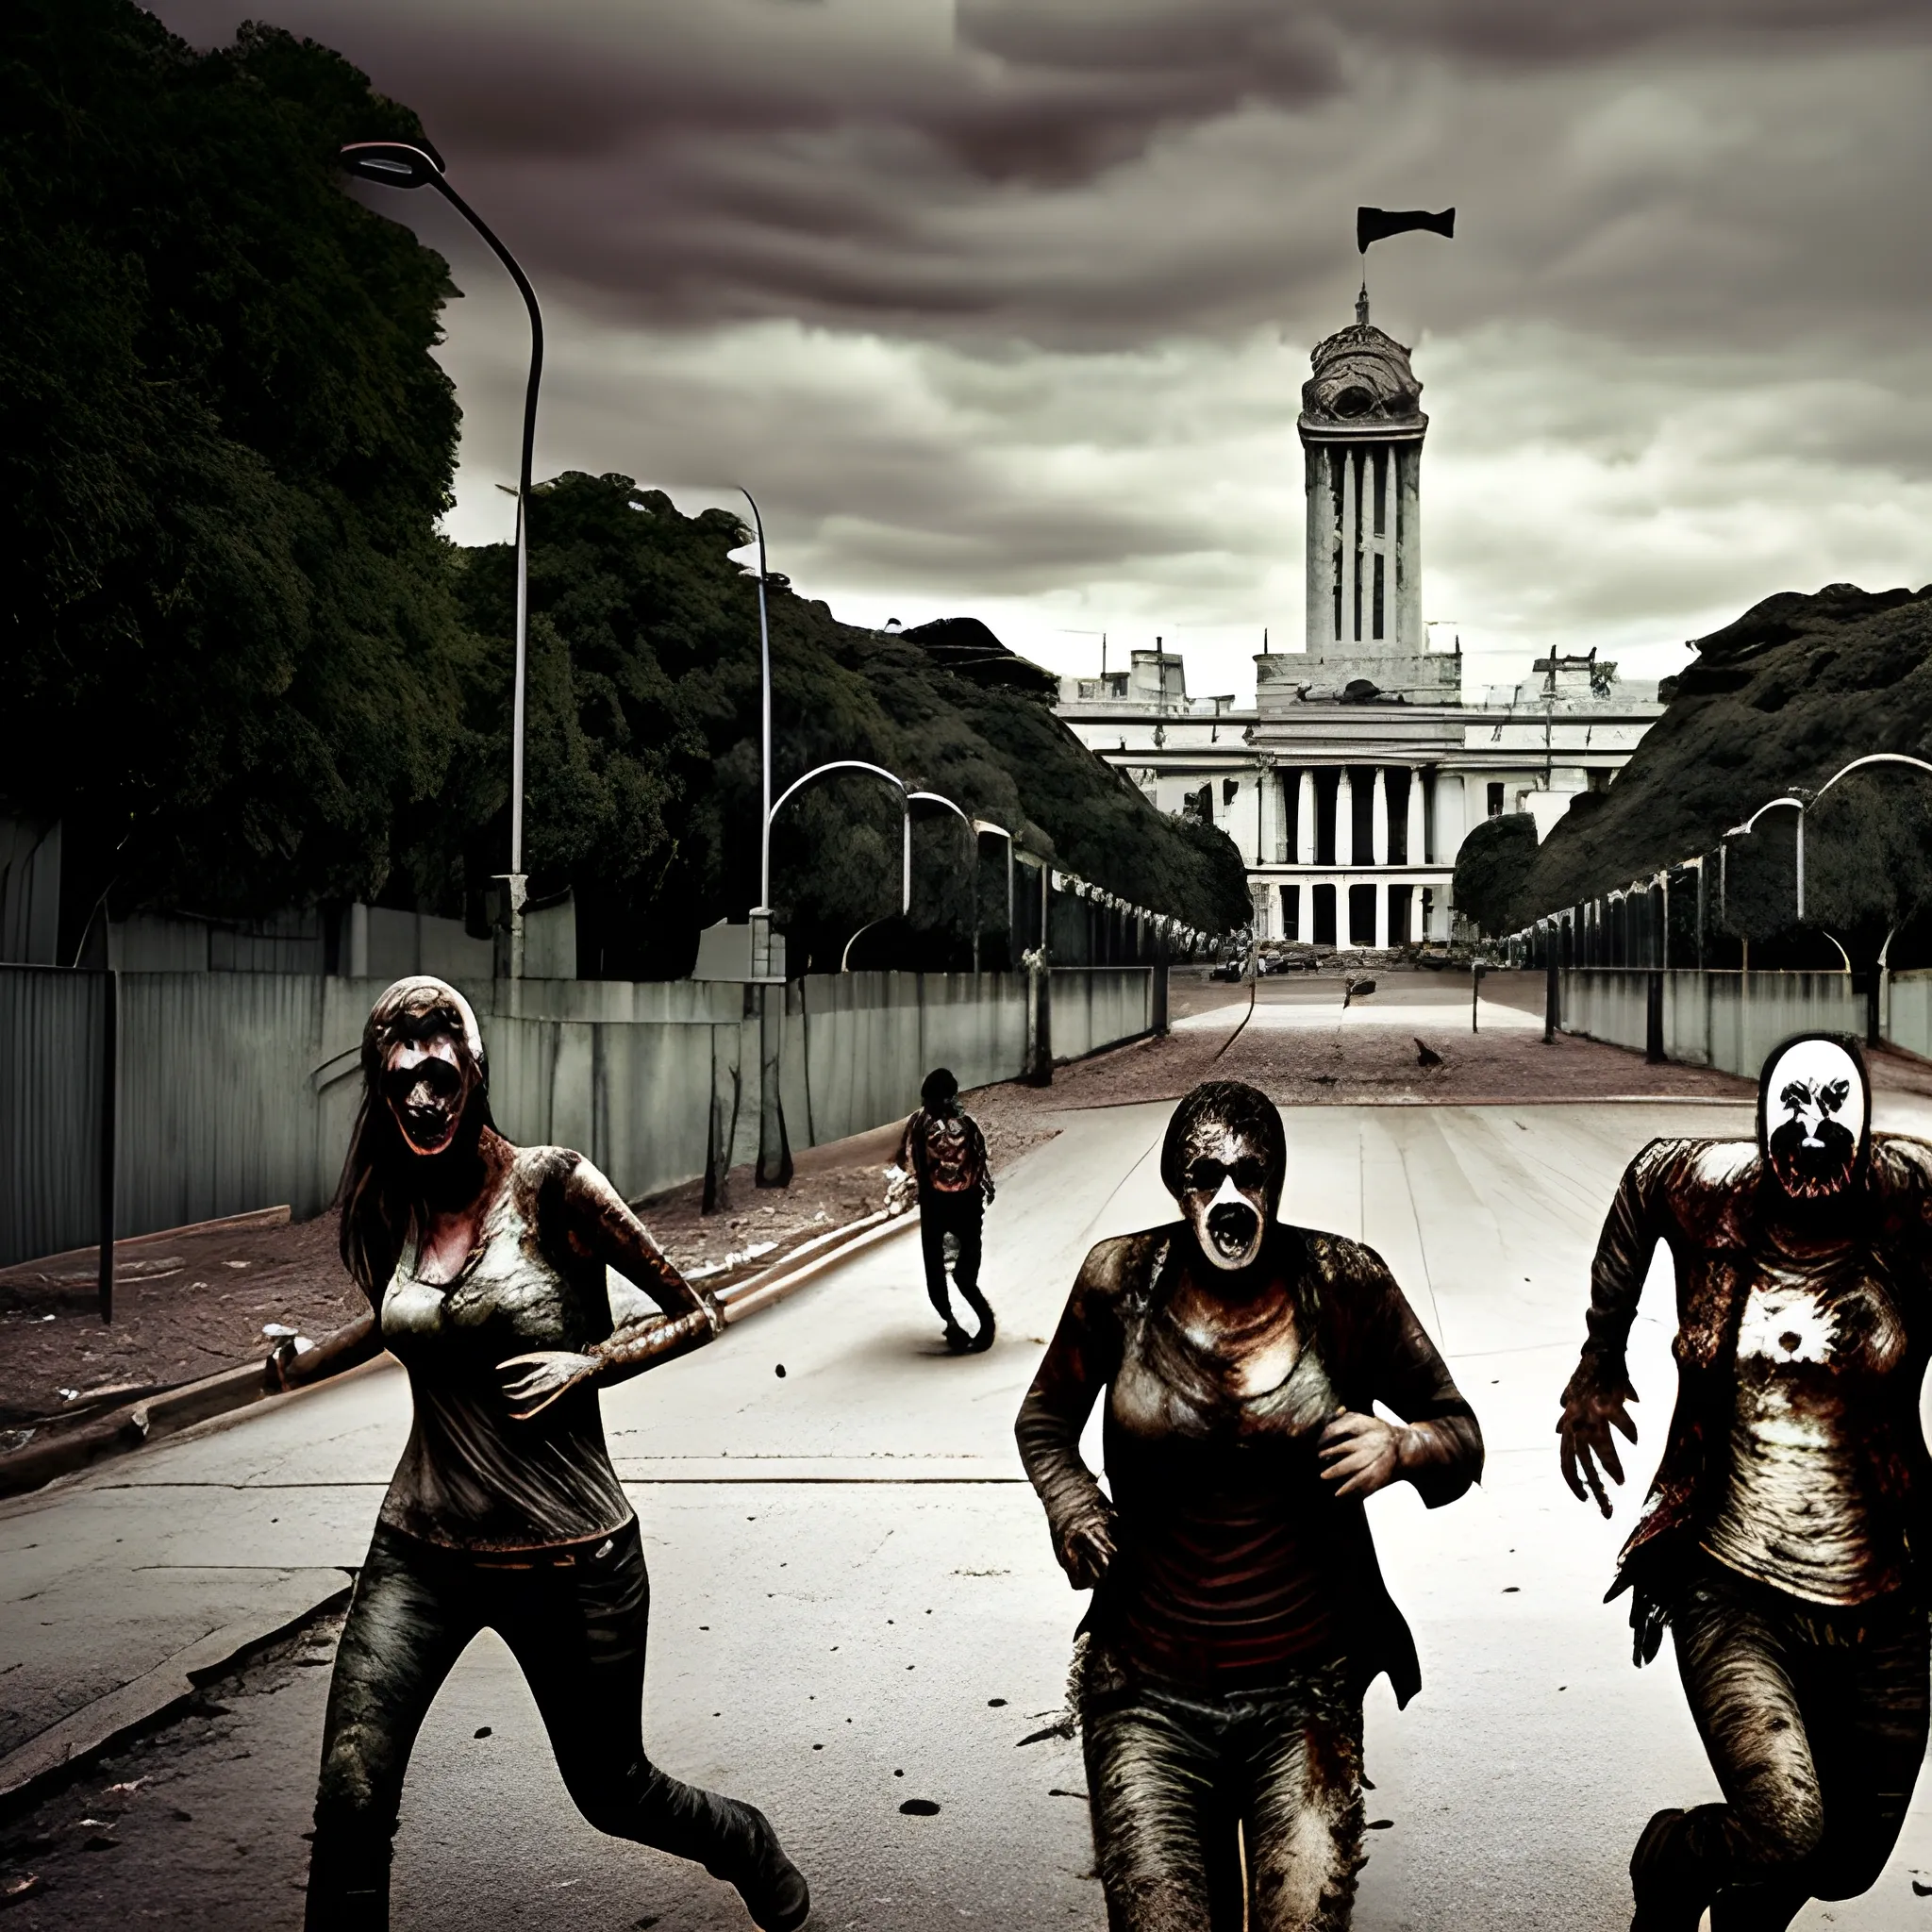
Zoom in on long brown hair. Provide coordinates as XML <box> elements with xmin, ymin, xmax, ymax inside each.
<box><xmin>337</xmin><ymin>977</ymin><xmax>494</xmax><ymax>1304</ymax></box>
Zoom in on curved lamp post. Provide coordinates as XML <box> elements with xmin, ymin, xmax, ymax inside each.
<box><xmin>972</xmin><ymin>819</ymin><xmax>1015</xmax><ymax>969</ymax></box>
<box><xmin>736</xmin><ymin>488</ymin><xmax>778</xmax><ymax>976</ymax></box>
<box><xmin>767</xmin><ymin>760</ymin><xmax>912</xmax><ymax>921</ymax></box>
<box><xmin>1724</xmin><ymin>755</ymin><xmax>1932</xmax><ymax>929</ymax></box>
<box><xmin>341</xmin><ymin>141</ymin><xmax>544</xmax><ymax>977</ymax></box>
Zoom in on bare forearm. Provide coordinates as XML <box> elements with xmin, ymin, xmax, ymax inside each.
<box><xmin>1395</xmin><ymin>1414</ymin><xmax>1482</xmax><ymax>1505</ymax></box>
<box><xmin>592</xmin><ymin>1305</ymin><xmax>717</xmax><ymax>1383</ymax></box>
<box><xmin>1015</xmin><ymin>1388</ymin><xmax>1111</xmax><ymax>1545</ymax></box>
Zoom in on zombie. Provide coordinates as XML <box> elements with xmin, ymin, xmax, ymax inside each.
<box><xmin>1558</xmin><ymin>1033</ymin><xmax>1932</xmax><ymax>1932</ymax></box>
<box><xmin>1015</xmin><ymin>1079</ymin><xmax>1482</xmax><ymax>1931</ymax></box>
<box><xmin>305</xmin><ymin>977</ymin><xmax>809</xmax><ymax>1930</ymax></box>
<box><xmin>895</xmin><ymin>1066</ymin><xmax>996</xmax><ymax>1353</ymax></box>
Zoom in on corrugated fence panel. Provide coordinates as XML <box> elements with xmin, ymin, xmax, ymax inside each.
<box><xmin>0</xmin><ymin>967</ymin><xmax>105</xmax><ymax>1267</ymax></box>
<box><xmin>115</xmin><ymin>973</ymin><xmax>325</xmax><ymax>1235</ymax></box>
<box><xmin>1558</xmin><ymin>970</ymin><xmax>1649</xmax><ymax>1055</ymax></box>
<box><xmin>5</xmin><ymin>966</ymin><xmax>1153</xmax><ymax>1264</ymax></box>
<box><xmin>918</xmin><ymin>974</ymin><xmax>1028</xmax><ymax>1093</ymax></box>
<box><xmin>1051</xmin><ymin>968</ymin><xmax>1153</xmax><ymax>1062</ymax></box>
<box><xmin>587</xmin><ymin>1020</ymin><xmax>728</xmax><ymax>1203</ymax></box>
<box><xmin>1560</xmin><ymin>969</ymin><xmax>1865</xmax><ymax>1079</ymax></box>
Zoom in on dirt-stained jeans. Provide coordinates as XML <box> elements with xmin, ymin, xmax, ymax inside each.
<box><xmin>306</xmin><ymin>1518</ymin><xmax>766</xmax><ymax>1928</ymax></box>
<box><xmin>1652</xmin><ymin>1559</ymin><xmax>1927</xmax><ymax>1932</ymax></box>
<box><xmin>1078</xmin><ymin>1642</ymin><xmax>1366</xmax><ymax>1932</ymax></box>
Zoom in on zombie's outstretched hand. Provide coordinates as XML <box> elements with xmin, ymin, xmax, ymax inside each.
<box><xmin>1557</xmin><ymin>1370</ymin><xmax>1639</xmax><ymax>1518</ymax></box>
<box><xmin>500</xmin><ymin>1294</ymin><xmax>724</xmax><ymax>1419</ymax></box>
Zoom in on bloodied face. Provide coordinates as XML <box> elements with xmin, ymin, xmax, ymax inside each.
<box><xmin>382</xmin><ymin>1031</ymin><xmax>475</xmax><ymax>1157</ymax></box>
<box><xmin>1761</xmin><ymin>1037</ymin><xmax>1867</xmax><ymax>1202</ymax></box>
<box><xmin>362</xmin><ymin>977</ymin><xmax>488</xmax><ymax>1162</ymax></box>
<box><xmin>1160</xmin><ymin>1081</ymin><xmax>1288</xmax><ymax>1274</ymax></box>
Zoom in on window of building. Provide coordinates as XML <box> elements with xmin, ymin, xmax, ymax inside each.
<box><xmin>1222</xmin><ymin>778</ymin><xmax>1240</xmax><ymax>806</ymax></box>
<box><xmin>1487</xmin><ymin>782</ymin><xmax>1505</xmax><ymax>818</ymax></box>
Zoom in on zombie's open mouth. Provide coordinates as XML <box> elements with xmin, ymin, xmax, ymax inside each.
<box><xmin>1207</xmin><ymin>1201</ymin><xmax>1260</xmax><ymax>1259</ymax></box>
<box><xmin>394</xmin><ymin>1101</ymin><xmax>459</xmax><ymax>1157</ymax></box>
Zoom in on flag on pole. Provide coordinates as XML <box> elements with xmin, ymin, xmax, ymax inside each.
<box><xmin>1357</xmin><ymin>207</ymin><xmax>1455</xmax><ymax>254</ymax></box>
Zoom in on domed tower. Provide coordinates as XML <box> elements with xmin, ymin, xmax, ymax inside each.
<box><xmin>1265</xmin><ymin>291</ymin><xmax>1462</xmax><ymax>711</ymax></box>
<box><xmin>1301</xmin><ymin>290</ymin><xmax>1426</xmax><ymax>659</ymax></box>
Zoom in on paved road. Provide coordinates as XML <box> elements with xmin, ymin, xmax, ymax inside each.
<box><xmin>8</xmin><ymin>1092</ymin><xmax>1932</xmax><ymax>1928</ymax></box>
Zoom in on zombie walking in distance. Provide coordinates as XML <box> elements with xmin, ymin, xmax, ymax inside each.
<box><xmin>896</xmin><ymin>1066</ymin><xmax>996</xmax><ymax>1353</ymax></box>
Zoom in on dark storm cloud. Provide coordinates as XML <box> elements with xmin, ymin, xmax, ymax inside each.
<box><xmin>145</xmin><ymin>0</ymin><xmax>1932</xmax><ymax>686</ymax></box>
<box><xmin>153</xmin><ymin>0</ymin><xmax>1932</xmax><ymax>347</ymax></box>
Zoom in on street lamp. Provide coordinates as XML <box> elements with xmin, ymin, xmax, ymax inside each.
<box><xmin>766</xmin><ymin>760</ymin><xmax>912</xmax><ymax>924</ymax></box>
<box><xmin>341</xmin><ymin>141</ymin><xmax>544</xmax><ymax>977</ymax></box>
<box><xmin>973</xmin><ymin>819</ymin><xmax>1015</xmax><ymax>968</ymax></box>
<box><xmin>736</xmin><ymin>488</ymin><xmax>778</xmax><ymax>978</ymax></box>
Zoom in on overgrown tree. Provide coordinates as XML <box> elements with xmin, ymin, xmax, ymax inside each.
<box><xmin>1</xmin><ymin>0</ymin><xmax>476</xmax><ymax>942</ymax></box>
<box><xmin>1453</xmin><ymin>812</ymin><xmax>1540</xmax><ymax>938</ymax></box>
<box><xmin>455</xmin><ymin>473</ymin><xmax>1251</xmax><ymax>974</ymax></box>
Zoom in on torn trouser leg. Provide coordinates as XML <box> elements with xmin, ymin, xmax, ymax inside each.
<box><xmin>1077</xmin><ymin>1641</ymin><xmax>1366</xmax><ymax>1932</ymax></box>
<box><xmin>308</xmin><ymin>1522</ymin><xmax>804</xmax><ymax>1930</ymax></box>
<box><xmin>1632</xmin><ymin>1560</ymin><xmax>1927</xmax><ymax>1932</ymax></box>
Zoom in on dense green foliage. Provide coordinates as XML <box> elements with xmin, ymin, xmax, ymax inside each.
<box><xmin>1</xmin><ymin>3</ymin><xmax>1246</xmax><ymax>973</ymax></box>
<box><xmin>1518</xmin><ymin>583</ymin><xmax>1932</xmax><ymax>964</ymax></box>
<box><xmin>456</xmin><ymin>473</ymin><xmax>1253</xmax><ymax>974</ymax></box>
<box><xmin>1452</xmin><ymin>812</ymin><xmax>1540</xmax><ymax>939</ymax></box>
<box><xmin>1</xmin><ymin>0</ymin><xmax>474</xmax><ymax>926</ymax></box>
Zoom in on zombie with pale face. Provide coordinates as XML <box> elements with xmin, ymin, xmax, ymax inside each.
<box><xmin>1558</xmin><ymin>1033</ymin><xmax>1932</xmax><ymax>1932</ymax></box>
<box><xmin>1015</xmin><ymin>1080</ymin><xmax>1482</xmax><ymax>1931</ymax></box>
<box><xmin>307</xmin><ymin>978</ymin><xmax>808</xmax><ymax>1931</ymax></box>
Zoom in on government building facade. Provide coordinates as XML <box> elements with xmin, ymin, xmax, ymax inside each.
<box><xmin>1057</xmin><ymin>294</ymin><xmax>1664</xmax><ymax>948</ymax></box>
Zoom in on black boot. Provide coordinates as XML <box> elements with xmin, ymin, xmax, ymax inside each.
<box><xmin>726</xmin><ymin>1805</ymin><xmax>810</xmax><ymax>1931</ymax></box>
<box><xmin>959</xmin><ymin>1288</ymin><xmax>995</xmax><ymax>1353</ymax></box>
<box><xmin>1629</xmin><ymin>1807</ymin><xmax>1715</xmax><ymax>1932</ymax></box>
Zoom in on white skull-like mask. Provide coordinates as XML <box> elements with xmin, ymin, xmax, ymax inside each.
<box><xmin>1760</xmin><ymin>1036</ymin><xmax>1866</xmax><ymax>1202</ymax></box>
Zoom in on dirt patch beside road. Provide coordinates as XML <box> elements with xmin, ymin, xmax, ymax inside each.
<box><xmin>0</xmin><ymin>1108</ymin><xmax>1056</xmax><ymax>1462</ymax></box>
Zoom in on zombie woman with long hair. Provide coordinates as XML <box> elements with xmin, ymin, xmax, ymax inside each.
<box><xmin>1559</xmin><ymin>1034</ymin><xmax>1932</xmax><ymax>1932</ymax></box>
<box><xmin>1015</xmin><ymin>1079</ymin><xmax>1482</xmax><ymax>1932</ymax></box>
<box><xmin>305</xmin><ymin>976</ymin><xmax>809</xmax><ymax>1930</ymax></box>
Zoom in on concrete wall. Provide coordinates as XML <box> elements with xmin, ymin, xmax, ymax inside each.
<box><xmin>1887</xmin><ymin>970</ymin><xmax>1932</xmax><ymax>1061</ymax></box>
<box><xmin>1558</xmin><ymin>969</ymin><xmax>1865</xmax><ymax>1079</ymax></box>
<box><xmin>1050</xmin><ymin>967</ymin><xmax>1157</xmax><ymax>1063</ymax></box>
<box><xmin>0</xmin><ymin>965</ymin><xmax>1157</xmax><ymax>1266</ymax></box>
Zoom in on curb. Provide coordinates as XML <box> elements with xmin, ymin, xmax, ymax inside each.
<box><xmin>0</xmin><ymin>1567</ymin><xmax>355</xmax><ymax>1816</ymax></box>
<box><xmin>0</xmin><ymin>1314</ymin><xmax>377</xmax><ymax>1503</ymax></box>
<box><xmin>0</xmin><ymin>1209</ymin><xmax>909</xmax><ymax>1814</ymax></box>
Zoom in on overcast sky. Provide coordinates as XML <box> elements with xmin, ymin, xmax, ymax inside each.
<box><xmin>157</xmin><ymin>0</ymin><xmax>1932</xmax><ymax>704</ymax></box>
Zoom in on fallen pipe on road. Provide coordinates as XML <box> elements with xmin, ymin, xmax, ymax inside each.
<box><xmin>0</xmin><ymin>1207</ymin><xmax>912</xmax><ymax>1500</ymax></box>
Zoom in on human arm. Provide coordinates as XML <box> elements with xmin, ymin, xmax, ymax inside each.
<box><xmin>972</xmin><ymin>1118</ymin><xmax>994</xmax><ymax>1204</ymax></box>
<box><xmin>1557</xmin><ymin>1141</ymin><xmax>1675</xmax><ymax>1515</ymax></box>
<box><xmin>1315</xmin><ymin>1238</ymin><xmax>1483</xmax><ymax>1503</ymax></box>
<box><xmin>1013</xmin><ymin>1239</ymin><xmax>1137</xmax><ymax>1589</ymax></box>
<box><xmin>498</xmin><ymin>1156</ymin><xmax>720</xmax><ymax>1418</ymax></box>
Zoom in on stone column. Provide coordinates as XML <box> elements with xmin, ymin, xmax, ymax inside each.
<box><xmin>1406</xmin><ymin>767</ymin><xmax>1424</xmax><ymax>870</ymax></box>
<box><xmin>1371</xmin><ymin>767</ymin><xmax>1390</xmax><ymax>866</ymax></box>
<box><xmin>1264</xmin><ymin>761</ymin><xmax>1288</xmax><ymax>865</ymax></box>
<box><xmin>1337</xmin><ymin>768</ymin><xmax>1356</xmax><ymax>866</ymax></box>
<box><xmin>1297</xmin><ymin>769</ymin><xmax>1317</xmax><ymax>863</ymax></box>
<box><xmin>1374</xmin><ymin>880</ymin><xmax>1390</xmax><ymax>949</ymax></box>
